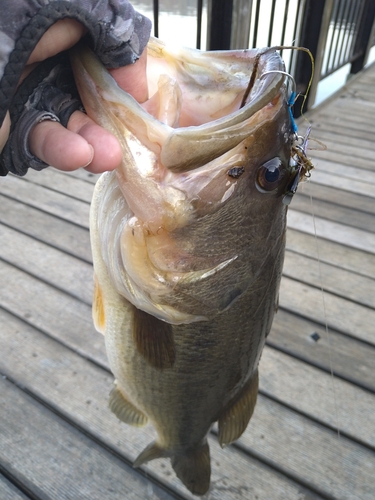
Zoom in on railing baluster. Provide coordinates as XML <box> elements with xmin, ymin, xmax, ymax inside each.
<box><xmin>252</xmin><ymin>0</ymin><xmax>262</xmax><ymax>47</ymax></box>
<box><xmin>196</xmin><ymin>0</ymin><xmax>203</xmax><ymax>49</ymax></box>
<box><xmin>267</xmin><ymin>0</ymin><xmax>277</xmax><ymax>47</ymax></box>
<box><xmin>337</xmin><ymin>0</ymin><xmax>353</xmax><ymax>67</ymax></box>
<box><xmin>351</xmin><ymin>0</ymin><xmax>375</xmax><ymax>73</ymax></box>
<box><xmin>153</xmin><ymin>0</ymin><xmax>159</xmax><ymax>38</ymax></box>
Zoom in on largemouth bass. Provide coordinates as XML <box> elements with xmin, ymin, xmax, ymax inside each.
<box><xmin>71</xmin><ymin>38</ymin><xmax>306</xmax><ymax>496</ymax></box>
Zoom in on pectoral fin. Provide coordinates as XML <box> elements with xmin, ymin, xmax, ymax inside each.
<box><xmin>133</xmin><ymin>306</ymin><xmax>175</xmax><ymax>369</ymax></box>
<box><xmin>109</xmin><ymin>384</ymin><xmax>148</xmax><ymax>427</ymax></box>
<box><xmin>218</xmin><ymin>370</ymin><xmax>259</xmax><ymax>447</ymax></box>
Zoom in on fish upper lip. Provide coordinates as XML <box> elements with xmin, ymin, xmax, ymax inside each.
<box><xmin>71</xmin><ymin>41</ymin><xmax>288</xmax><ymax>172</ymax></box>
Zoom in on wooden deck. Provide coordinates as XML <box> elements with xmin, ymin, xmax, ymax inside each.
<box><xmin>1</xmin><ymin>61</ymin><xmax>375</xmax><ymax>500</ymax></box>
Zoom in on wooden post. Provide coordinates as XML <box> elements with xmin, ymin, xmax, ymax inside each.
<box><xmin>230</xmin><ymin>0</ymin><xmax>253</xmax><ymax>49</ymax></box>
<box><xmin>293</xmin><ymin>0</ymin><xmax>334</xmax><ymax>114</ymax></box>
<box><xmin>350</xmin><ymin>0</ymin><xmax>375</xmax><ymax>74</ymax></box>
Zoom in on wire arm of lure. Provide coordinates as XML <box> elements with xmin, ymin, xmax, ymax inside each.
<box><xmin>259</xmin><ymin>69</ymin><xmax>298</xmax><ymax>136</ymax></box>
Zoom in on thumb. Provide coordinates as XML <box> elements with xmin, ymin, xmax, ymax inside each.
<box><xmin>109</xmin><ymin>49</ymin><xmax>148</xmax><ymax>103</ymax></box>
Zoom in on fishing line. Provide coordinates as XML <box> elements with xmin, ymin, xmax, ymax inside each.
<box><xmin>259</xmin><ymin>45</ymin><xmax>341</xmax><ymax>438</ymax></box>
<box><xmin>309</xmin><ymin>193</ymin><xmax>341</xmax><ymax>440</ymax></box>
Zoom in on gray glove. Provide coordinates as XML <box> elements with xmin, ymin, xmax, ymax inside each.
<box><xmin>0</xmin><ymin>0</ymin><xmax>151</xmax><ymax>176</ymax></box>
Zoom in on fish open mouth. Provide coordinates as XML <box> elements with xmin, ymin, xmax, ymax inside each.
<box><xmin>71</xmin><ymin>37</ymin><xmax>290</xmax><ymax>173</ymax></box>
<box><xmin>71</xmin><ymin>39</ymin><xmax>296</xmax><ymax>325</ymax></box>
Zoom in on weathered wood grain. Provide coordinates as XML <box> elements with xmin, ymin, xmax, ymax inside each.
<box><xmin>0</xmin><ymin>223</ymin><xmax>93</xmax><ymax>304</ymax></box>
<box><xmin>0</xmin><ymin>309</ymin><xmax>322</xmax><ymax>500</ymax></box>
<box><xmin>295</xmin><ymin>182</ymin><xmax>375</xmax><ymax>215</ymax></box>
<box><xmin>24</xmin><ymin>168</ymin><xmax>95</xmax><ymax>203</ymax></box>
<box><xmin>260</xmin><ymin>347</ymin><xmax>375</xmax><ymax>447</ymax></box>
<box><xmin>238</xmin><ymin>395</ymin><xmax>375</xmax><ymax>500</ymax></box>
<box><xmin>291</xmin><ymin>193</ymin><xmax>375</xmax><ymax>233</ymax></box>
<box><xmin>0</xmin><ymin>260</ymin><xmax>105</xmax><ymax>366</ymax></box>
<box><xmin>0</xmin><ymin>378</ymin><xmax>176</xmax><ymax>500</ymax></box>
<box><xmin>279</xmin><ymin>276</ymin><xmax>375</xmax><ymax>343</ymax></box>
<box><xmin>0</xmin><ymin>194</ymin><xmax>92</xmax><ymax>262</ymax></box>
<box><xmin>283</xmin><ymin>251</ymin><xmax>375</xmax><ymax>308</ymax></box>
<box><xmin>286</xmin><ymin>228</ymin><xmax>375</xmax><ymax>277</ymax></box>
<box><xmin>287</xmin><ymin>209</ymin><xmax>375</xmax><ymax>254</ymax></box>
<box><xmin>307</xmin><ymin>169</ymin><xmax>375</xmax><ymax>197</ymax></box>
<box><xmin>306</xmin><ymin>119</ymin><xmax>375</xmax><ymax>143</ymax></box>
<box><xmin>0</xmin><ymin>474</ymin><xmax>28</xmax><ymax>500</ymax></box>
<box><xmin>269</xmin><ymin>309</ymin><xmax>375</xmax><ymax>393</ymax></box>
<box><xmin>0</xmin><ymin>174</ymin><xmax>90</xmax><ymax>227</ymax></box>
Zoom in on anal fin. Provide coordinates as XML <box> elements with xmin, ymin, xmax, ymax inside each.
<box><xmin>109</xmin><ymin>384</ymin><xmax>148</xmax><ymax>427</ymax></box>
<box><xmin>133</xmin><ymin>306</ymin><xmax>175</xmax><ymax>369</ymax></box>
<box><xmin>133</xmin><ymin>441</ymin><xmax>167</xmax><ymax>468</ymax></box>
<box><xmin>218</xmin><ymin>370</ymin><xmax>259</xmax><ymax>447</ymax></box>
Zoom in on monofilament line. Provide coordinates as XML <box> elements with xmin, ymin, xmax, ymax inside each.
<box><xmin>309</xmin><ymin>193</ymin><xmax>341</xmax><ymax>439</ymax></box>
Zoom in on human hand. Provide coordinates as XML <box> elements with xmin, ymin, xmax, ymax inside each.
<box><xmin>0</xmin><ymin>17</ymin><xmax>149</xmax><ymax>174</ymax></box>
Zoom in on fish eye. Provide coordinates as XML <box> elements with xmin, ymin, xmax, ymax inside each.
<box><xmin>256</xmin><ymin>157</ymin><xmax>286</xmax><ymax>193</ymax></box>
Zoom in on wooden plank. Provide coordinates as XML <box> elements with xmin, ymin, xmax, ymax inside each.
<box><xmin>295</xmin><ymin>182</ymin><xmax>375</xmax><ymax>215</ymax></box>
<box><xmin>286</xmin><ymin>228</ymin><xmax>375</xmax><ymax>277</ymax></box>
<box><xmin>269</xmin><ymin>308</ymin><xmax>375</xmax><ymax>392</ymax></box>
<box><xmin>24</xmin><ymin>168</ymin><xmax>95</xmax><ymax>203</ymax></box>
<box><xmin>328</xmin><ymin>97</ymin><xmax>375</xmax><ymax>116</ymax></box>
<box><xmin>0</xmin><ymin>194</ymin><xmax>92</xmax><ymax>263</ymax></box>
<box><xmin>287</xmin><ymin>209</ymin><xmax>375</xmax><ymax>255</ymax></box>
<box><xmin>0</xmin><ymin>292</ymin><xmax>375</xmax><ymax>454</ymax></box>
<box><xmin>279</xmin><ymin>276</ymin><xmax>375</xmax><ymax>344</ymax></box>
<box><xmin>0</xmin><ymin>175</ymin><xmax>90</xmax><ymax>228</ymax></box>
<box><xmin>307</xmin><ymin>170</ymin><xmax>375</xmax><ymax>198</ymax></box>
<box><xmin>303</xmin><ymin>120</ymin><xmax>375</xmax><ymax>143</ymax></box>
<box><xmin>259</xmin><ymin>347</ymin><xmax>375</xmax><ymax>447</ymax></box>
<box><xmin>305</xmin><ymin>158</ymin><xmax>375</xmax><ymax>182</ymax></box>
<box><xmin>306</xmin><ymin>130</ymin><xmax>375</xmax><ymax>152</ymax></box>
<box><xmin>307</xmin><ymin>138</ymin><xmax>375</xmax><ymax>169</ymax></box>
<box><xmin>283</xmin><ymin>251</ymin><xmax>375</xmax><ymax>308</ymax></box>
<box><xmin>308</xmin><ymin>148</ymin><xmax>375</xmax><ymax>172</ymax></box>
<box><xmin>0</xmin><ymin>378</ymin><xmax>175</xmax><ymax>500</ymax></box>
<box><xmin>0</xmin><ymin>310</ymin><xmax>321</xmax><ymax>500</ymax></box>
<box><xmin>0</xmin><ymin>223</ymin><xmax>93</xmax><ymax>305</ymax></box>
<box><xmin>332</xmin><ymin>95</ymin><xmax>375</xmax><ymax>113</ymax></box>
<box><xmin>0</xmin><ymin>260</ymin><xmax>106</xmax><ymax>367</ymax></box>
<box><xmin>238</xmin><ymin>395</ymin><xmax>375</xmax><ymax>500</ymax></box>
<box><xmin>306</xmin><ymin>109</ymin><xmax>375</xmax><ymax>135</ymax></box>
<box><xmin>62</xmin><ymin>168</ymin><xmax>100</xmax><ymax>185</ymax></box>
<box><xmin>3</xmin><ymin>218</ymin><xmax>373</xmax><ymax>390</ymax></box>
<box><xmin>0</xmin><ymin>475</ymin><xmax>28</xmax><ymax>500</ymax></box>
<box><xmin>291</xmin><ymin>192</ymin><xmax>375</xmax><ymax>233</ymax></box>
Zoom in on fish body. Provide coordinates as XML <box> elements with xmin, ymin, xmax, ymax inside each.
<box><xmin>71</xmin><ymin>38</ymin><xmax>296</xmax><ymax>495</ymax></box>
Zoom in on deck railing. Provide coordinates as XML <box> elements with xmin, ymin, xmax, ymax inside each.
<box><xmin>147</xmin><ymin>0</ymin><xmax>375</xmax><ymax>111</ymax></box>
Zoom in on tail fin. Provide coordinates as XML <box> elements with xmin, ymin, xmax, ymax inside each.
<box><xmin>171</xmin><ymin>442</ymin><xmax>211</xmax><ymax>496</ymax></box>
<box><xmin>133</xmin><ymin>440</ymin><xmax>211</xmax><ymax>496</ymax></box>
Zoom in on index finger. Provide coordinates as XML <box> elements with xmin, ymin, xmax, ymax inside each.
<box><xmin>27</xmin><ymin>19</ymin><xmax>87</xmax><ymax>65</ymax></box>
